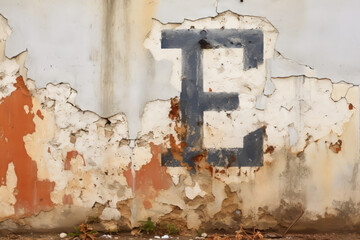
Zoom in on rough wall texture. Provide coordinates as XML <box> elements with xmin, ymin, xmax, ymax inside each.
<box><xmin>0</xmin><ymin>7</ymin><xmax>359</xmax><ymax>234</ymax></box>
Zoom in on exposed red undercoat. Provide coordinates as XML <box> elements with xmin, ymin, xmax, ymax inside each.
<box><xmin>264</xmin><ymin>145</ymin><xmax>275</xmax><ymax>154</ymax></box>
<box><xmin>193</xmin><ymin>151</ymin><xmax>213</xmax><ymax>176</ymax></box>
<box><xmin>62</xmin><ymin>194</ymin><xmax>73</xmax><ymax>205</ymax></box>
<box><xmin>329</xmin><ymin>140</ymin><xmax>342</xmax><ymax>154</ymax></box>
<box><xmin>168</xmin><ymin>97</ymin><xmax>180</xmax><ymax>121</ymax></box>
<box><xmin>0</xmin><ymin>76</ymin><xmax>55</xmax><ymax>216</ymax></box>
<box><xmin>169</xmin><ymin>134</ymin><xmax>186</xmax><ymax>162</ymax></box>
<box><xmin>124</xmin><ymin>143</ymin><xmax>172</xmax><ymax>209</ymax></box>
<box><xmin>36</xmin><ymin>110</ymin><xmax>44</xmax><ymax>120</ymax></box>
<box><xmin>64</xmin><ymin>150</ymin><xmax>85</xmax><ymax>170</ymax></box>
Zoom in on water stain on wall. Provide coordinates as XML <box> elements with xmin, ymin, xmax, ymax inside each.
<box><xmin>99</xmin><ymin>0</ymin><xmax>159</xmax><ymax>119</ymax></box>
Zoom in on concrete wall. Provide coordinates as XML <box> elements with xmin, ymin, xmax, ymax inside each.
<box><xmin>0</xmin><ymin>0</ymin><xmax>360</xmax><ymax>233</ymax></box>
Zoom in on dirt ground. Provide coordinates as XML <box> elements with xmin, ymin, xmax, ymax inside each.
<box><xmin>1</xmin><ymin>232</ymin><xmax>360</xmax><ymax>240</ymax></box>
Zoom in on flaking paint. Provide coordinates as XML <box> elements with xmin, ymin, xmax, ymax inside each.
<box><xmin>64</xmin><ymin>150</ymin><xmax>85</xmax><ymax>171</ymax></box>
<box><xmin>0</xmin><ymin>7</ymin><xmax>359</xmax><ymax>233</ymax></box>
<box><xmin>0</xmin><ymin>76</ymin><xmax>54</xmax><ymax>216</ymax></box>
<box><xmin>124</xmin><ymin>143</ymin><xmax>172</xmax><ymax>209</ymax></box>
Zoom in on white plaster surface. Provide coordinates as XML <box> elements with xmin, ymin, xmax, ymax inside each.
<box><xmin>216</xmin><ymin>0</ymin><xmax>360</xmax><ymax>83</ymax></box>
<box><xmin>185</xmin><ymin>182</ymin><xmax>207</xmax><ymax>200</ymax></box>
<box><xmin>0</xmin><ymin>3</ymin><xmax>360</xmax><ymax>232</ymax></box>
<box><xmin>0</xmin><ymin>0</ymin><xmax>359</xmax><ymax>139</ymax></box>
<box><xmin>0</xmin><ymin>58</ymin><xmax>18</xmax><ymax>100</ymax></box>
<box><xmin>100</xmin><ymin>207</ymin><xmax>121</xmax><ymax>221</ymax></box>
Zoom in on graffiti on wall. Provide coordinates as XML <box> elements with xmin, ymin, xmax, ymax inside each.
<box><xmin>161</xmin><ymin>29</ymin><xmax>265</xmax><ymax>169</ymax></box>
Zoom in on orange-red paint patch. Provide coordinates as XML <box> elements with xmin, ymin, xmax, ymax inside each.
<box><xmin>36</xmin><ymin>110</ymin><xmax>44</xmax><ymax>120</ymax></box>
<box><xmin>143</xmin><ymin>200</ymin><xmax>152</xmax><ymax>209</ymax></box>
<box><xmin>64</xmin><ymin>150</ymin><xmax>85</xmax><ymax>170</ymax></box>
<box><xmin>0</xmin><ymin>76</ymin><xmax>55</xmax><ymax>216</ymax></box>
<box><xmin>124</xmin><ymin>143</ymin><xmax>172</xmax><ymax>209</ymax></box>
<box><xmin>62</xmin><ymin>194</ymin><xmax>73</xmax><ymax>205</ymax></box>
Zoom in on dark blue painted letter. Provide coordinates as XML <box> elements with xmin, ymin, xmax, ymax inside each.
<box><xmin>161</xmin><ymin>29</ymin><xmax>264</xmax><ymax>169</ymax></box>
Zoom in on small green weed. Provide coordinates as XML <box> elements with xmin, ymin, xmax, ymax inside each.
<box><xmin>139</xmin><ymin>217</ymin><xmax>155</xmax><ymax>234</ymax></box>
<box><xmin>166</xmin><ymin>223</ymin><xmax>180</xmax><ymax>235</ymax></box>
<box><xmin>69</xmin><ymin>225</ymin><xmax>81</xmax><ymax>237</ymax></box>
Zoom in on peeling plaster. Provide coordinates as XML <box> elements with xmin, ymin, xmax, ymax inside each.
<box><xmin>216</xmin><ymin>0</ymin><xmax>360</xmax><ymax>84</ymax></box>
<box><xmin>0</xmin><ymin>58</ymin><xmax>18</xmax><ymax>100</ymax></box>
<box><xmin>100</xmin><ymin>207</ymin><xmax>121</xmax><ymax>221</ymax></box>
<box><xmin>185</xmin><ymin>182</ymin><xmax>207</xmax><ymax>200</ymax></box>
<box><xmin>140</xmin><ymin>11</ymin><xmax>360</xmax><ymax>231</ymax></box>
<box><xmin>0</xmin><ymin>7</ymin><xmax>360</xmax><ymax>233</ymax></box>
<box><xmin>0</xmin><ymin>14</ymin><xmax>133</xmax><ymax>228</ymax></box>
<box><xmin>0</xmin><ymin>163</ymin><xmax>17</xmax><ymax>219</ymax></box>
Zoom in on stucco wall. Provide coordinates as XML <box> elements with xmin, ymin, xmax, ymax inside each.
<box><xmin>0</xmin><ymin>0</ymin><xmax>360</xmax><ymax>233</ymax></box>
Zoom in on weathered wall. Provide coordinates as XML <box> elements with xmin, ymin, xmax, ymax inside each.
<box><xmin>0</xmin><ymin>0</ymin><xmax>360</xmax><ymax>233</ymax></box>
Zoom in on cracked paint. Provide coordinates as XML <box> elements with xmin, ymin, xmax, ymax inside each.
<box><xmin>0</xmin><ymin>76</ymin><xmax>55</xmax><ymax>216</ymax></box>
<box><xmin>124</xmin><ymin>143</ymin><xmax>172</xmax><ymax>209</ymax></box>
<box><xmin>64</xmin><ymin>150</ymin><xmax>85</xmax><ymax>171</ymax></box>
<box><xmin>0</xmin><ymin>7</ymin><xmax>359</xmax><ymax>234</ymax></box>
